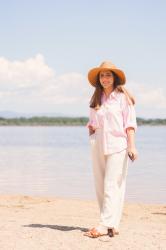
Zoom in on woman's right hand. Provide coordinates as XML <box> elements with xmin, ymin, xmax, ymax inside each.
<box><xmin>89</xmin><ymin>125</ymin><xmax>95</xmax><ymax>136</ymax></box>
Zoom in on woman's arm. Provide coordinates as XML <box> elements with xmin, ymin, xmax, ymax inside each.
<box><xmin>87</xmin><ymin>108</ymin><xmax>98</xmax><ymax>136</ymax></box>
<box><xmin>121</xmin><ymin>93</ymin><xmax>138</xmax><ymax>161</ymax></box>
<box><xmin>126</xmin><ymin>127</ymin><xmax>138</xmax><ymax>161</ymax></box>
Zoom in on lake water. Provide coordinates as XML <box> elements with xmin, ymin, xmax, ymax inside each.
<box><xmin>0</xmin><ymin>126</ymin><xmax>165</xmax><ymax>204</ymax></box>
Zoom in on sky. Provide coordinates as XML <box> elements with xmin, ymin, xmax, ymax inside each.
<box><xmin>0</xmin><ymin>0</ymin><xmax>166</xmax><ymax>118</ymax></box>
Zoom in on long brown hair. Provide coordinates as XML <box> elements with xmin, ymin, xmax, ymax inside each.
<box><xmin>89</xmin><ymin>71</ymin><xmax>135</xmax><ymax>109</ymax></box>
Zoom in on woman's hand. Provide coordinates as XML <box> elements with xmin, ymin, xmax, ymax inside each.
<box><xmin>127</xmin><ymin>146</ymin><xmax>138</xmax><ymax>161</ymax></box>
<box><xmin>126</xmin><ymin>127</ymin><xmax>138</xmax><ymax>162</ymax></box>
<box><xmin>89</xmin><ymin>125</ymin><xmax>95</xmax><ymax>136</ymax></box>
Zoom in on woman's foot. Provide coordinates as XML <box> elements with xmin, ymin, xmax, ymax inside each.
<box><xmin>108</xmin><ymin>228</ymin><xmax>119</xmax><ymax>237</ymax></box>
<box><xmin>83</xmin><ymin>227</ymin><xmax>108</xmax><ymax>238</ymax></box>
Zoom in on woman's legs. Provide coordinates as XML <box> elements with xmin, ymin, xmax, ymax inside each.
<box><xmin>89</xmin><ymin>130</ymin><xmax>106</xmax><ymax>213</ymax></box>
<box><xmin>99</xmin><ymin>149</ymin><xmax>129</xmax><ymax>231</ymax></box>
<box><xmin>89</xmin><ymin>130</ymin><xmax>129</xmax><ymax>234</ymax></box>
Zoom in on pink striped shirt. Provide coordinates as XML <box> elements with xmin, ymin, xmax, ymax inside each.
<box><xmin>86</xmin><ymin>90</ymin><xmax>137</xmax><ymax>155</ymax></box>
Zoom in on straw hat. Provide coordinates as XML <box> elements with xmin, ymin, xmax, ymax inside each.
<box><xmin>88</xmin><ymin>61</ymin><xmax>126</xmax><ymax>87</ymax></box>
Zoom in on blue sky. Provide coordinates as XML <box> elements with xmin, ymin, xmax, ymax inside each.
<box><xmin>0</xmin><ymin>0</ymin><xmax>166</xmax><ymax>118</ymax></box>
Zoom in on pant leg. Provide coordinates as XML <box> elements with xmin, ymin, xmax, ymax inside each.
<box><xmin>113</xmin><ymin>172</ymin><xmax>128</xmax><ymax>230</ymax></box>
<box><xmin>99</xmin><ymin>149</ymin><xmax>129</xmax><ymax>231</ymax></box>
<box><xmin>89</xmin><ymin>129</ymin><xmax>106</xmax><ymax>212</ymax></box>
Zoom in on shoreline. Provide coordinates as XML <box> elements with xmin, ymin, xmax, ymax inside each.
<box><xmin>0</xmin><ymin>195</ymin><xmax>165</xmax><ymax>250</ymax></box>
<box><xmin>0</xmin><ymin>193</ymin><xmax>165</xmax><ymax>205</ymax></box>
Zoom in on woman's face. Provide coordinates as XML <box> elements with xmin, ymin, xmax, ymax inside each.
<box><xmin>99</xmin><ymin>70</ymin><xmax>114</xmax><ymax>89</ymax></box>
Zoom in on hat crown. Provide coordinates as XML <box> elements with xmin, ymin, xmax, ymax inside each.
<box><xmin>100</xmin><ymin>61</ymin><xmax>116</xmax><ymax>70</ymax></box>
<box><xmin>88</xmin><ymin>60</ymin><xmax>126</xmax><ymax>86</ymax></box>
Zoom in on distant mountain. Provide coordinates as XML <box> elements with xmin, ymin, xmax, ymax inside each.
<box><xmin>0</xmin><ymin>111</ymin><xmax>21</xmax><ymax>118</ymax></box>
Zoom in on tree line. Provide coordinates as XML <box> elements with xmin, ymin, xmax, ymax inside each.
<box><xmin>0</xmin><ymin>117</ymin><xmax>165</xmax><ymax>126</ymax></box>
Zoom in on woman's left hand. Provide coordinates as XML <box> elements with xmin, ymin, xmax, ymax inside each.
<box><xmin>127</xmin><ymin>147</ymin><xmax>138</xmax><ymax>161</ymax></box>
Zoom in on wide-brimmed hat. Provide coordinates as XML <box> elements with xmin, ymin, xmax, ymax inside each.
<box><xmin>88</xmin><ymin>61</ymin><xmax>126</xmax><ymax>87</ymax></box>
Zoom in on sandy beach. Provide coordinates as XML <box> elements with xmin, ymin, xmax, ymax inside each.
<box><xmin>0</xmin><ymin>195</ymin><xmax>165</xmax><ymax>250</ymax></box>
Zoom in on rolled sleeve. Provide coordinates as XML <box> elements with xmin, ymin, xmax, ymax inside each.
<box><xmin>121</xmin><ymin>94</ymin><xmax>137</xmax><ymax>132</ymax></box>
<box><xmin>86</xmin><ymin>108</ymin><xmax>99</xmax><ymax>129</ymax></box>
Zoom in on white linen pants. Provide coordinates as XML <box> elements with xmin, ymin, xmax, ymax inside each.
<box><xmin>89</xmin><ymin>129</ymin><xmax>129</xmax><ymax>231</ymax></box>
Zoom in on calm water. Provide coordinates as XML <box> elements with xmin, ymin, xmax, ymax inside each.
<box><xmin>0</xmin><ymin>126</ymin><xmax>165</xmax><ymax>204</ymax></box>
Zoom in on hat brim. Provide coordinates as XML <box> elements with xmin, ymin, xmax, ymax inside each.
<box><xmin>88</xmin><ymin>67</ymin><xmax>126</xmax><ymax>87</ymax></box>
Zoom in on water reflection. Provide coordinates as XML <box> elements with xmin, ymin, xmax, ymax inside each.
<box><xmin>0</xmin><ymin>126</ymin><xmax>165</xmax><ymax>203</ymax></box>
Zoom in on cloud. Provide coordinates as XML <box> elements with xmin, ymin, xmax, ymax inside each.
<box><xmin>0</xmin><ymin>54</ymin><xmax>55</xmax><ymax>89</ymax></box>
<box><xmin>40</xmin><ymin>72</ymin><xmax>91</xmax><ymax>104</ymax></box>
<box><xmin>127</xmin><ymin>81</ymin><xmax>166</xmax><ymax>118</ymax></box>
<box><xmin>0</xmin><ymin>54</ymin><xmax>92</xmax><ymax>111</ymax></box>
<box><xmin>0</xmin><ymin>54</ymin><xmax>165</xmax><ymax>117</ymax></box>
<box><xmin>127</xmin><ymin>81</ymin><xmax>166</xmax><ymax>108</ymax></box>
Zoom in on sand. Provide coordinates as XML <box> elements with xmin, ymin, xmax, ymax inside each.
<box><xmin>0</xmin><ymin>195</ymin><xmax>165</xmax><ymax>250</ymax></box>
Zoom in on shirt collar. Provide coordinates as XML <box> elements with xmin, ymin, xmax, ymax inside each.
<box><xmin>102</xmin><ymin>90</ymin><xmax>118</xmax><ymax>101</ymax></box>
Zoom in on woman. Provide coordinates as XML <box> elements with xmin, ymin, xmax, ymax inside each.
<box><xmin>84</xmin><ymin>61</ymin><xmax>138</xmax><ymax>238</ymax></box>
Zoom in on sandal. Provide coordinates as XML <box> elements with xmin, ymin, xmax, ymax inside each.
<box><xmin>83</xmin><ymin>227</ymin><xmax>108</xmax><ymax>238</ymax></box>
<box><xmin>108</xmin><ymin>228</ymin><xmax>119</xmax><ymax>237</ymax></box>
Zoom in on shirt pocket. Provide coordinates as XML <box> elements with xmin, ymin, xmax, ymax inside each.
<box><xmin>106</xmin><ymin>103</ymin><xmax>123</xmax><ymax>131</ymax></box>
<box><xmin>108</xmin><ymin>102</ymin><xmax>121</xmax><ymax>112</ymax></box>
